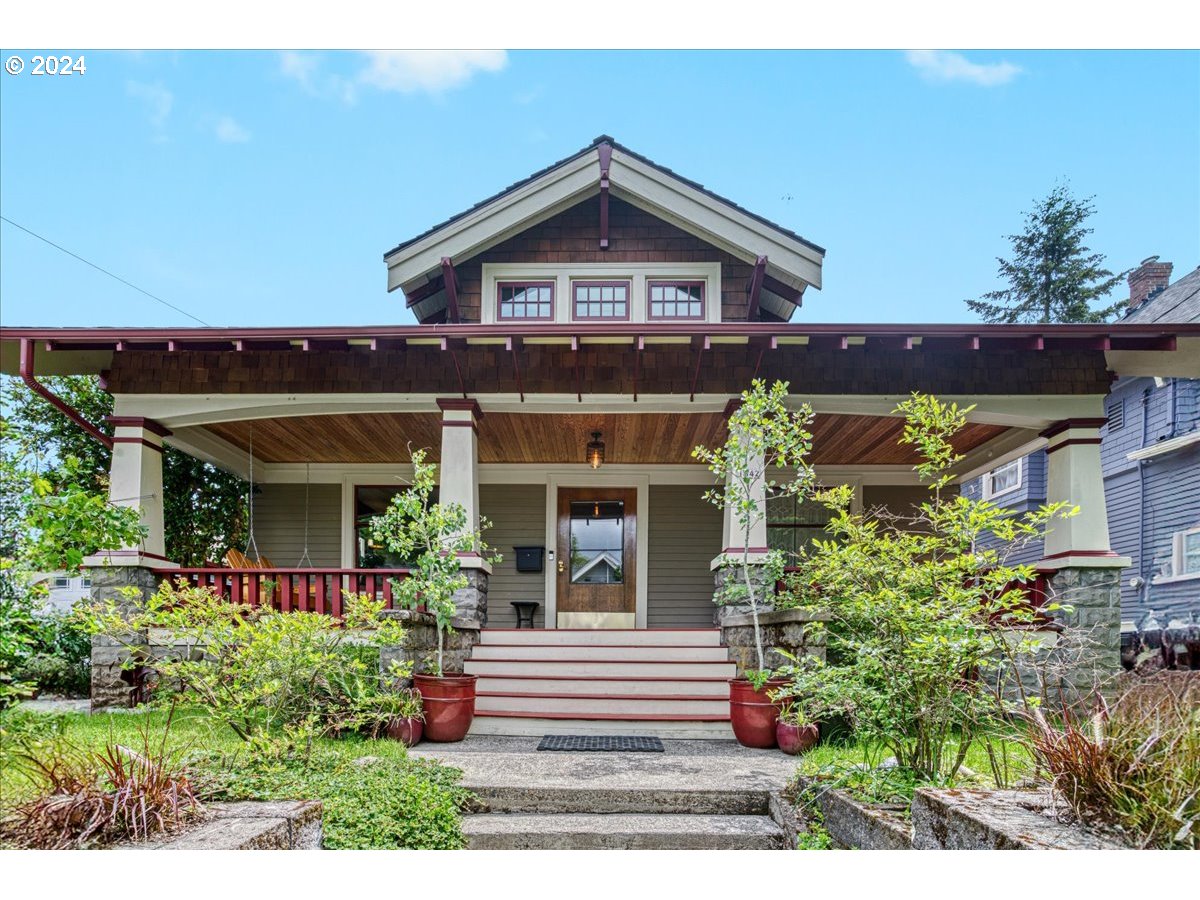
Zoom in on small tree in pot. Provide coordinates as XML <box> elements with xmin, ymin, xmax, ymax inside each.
<box><xmin>370</xmin><ymin>450</ymin><xmax>499</xmax><ymax>742</ymax></box>
<box><xmin>693</xmin><ymin>379</ymin><xmax>815</xmax><ymax>747</ymax></box>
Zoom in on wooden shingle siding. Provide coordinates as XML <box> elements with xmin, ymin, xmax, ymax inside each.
<box><xmin>252</xmin><ymin>483</ymin><xmax>342</xmax><ymax>568</ymax></box>
<box><xmin>451</xmin><ymin>196</ymin><xmax>756</xmax><ymax>322</ymax></box>
<box><xmin>646</xmin><ymin>485</ymin><xmax>722</xmax><ymax>628</ymax></box>
<box><xmin>106</xmin><ymin>345</ymin><xmax>1113</xmax><ymax>397</ymax></box>
<box><xmin>480</xmin><ymin>483</ymin><xmax>547</xmax><ymax>629</ymax></box>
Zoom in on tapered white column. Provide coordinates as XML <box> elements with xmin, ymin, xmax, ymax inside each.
<box><xmin>437</xmin><ymin>399</ymin><xmax>489</xmax><ymax>569</ymax></box>
<box><xmin>87</xmin><ymin>416</ymin><xmax>176</xmax><ymax>567</ymax></box>
<box><xmin>1038</xmin><ymin>418</ymin><xmax>1128</xmax><ymax>570</ymax></box>
<box><xmin>711</xmin><ymin>408</ymin><xmax>770</xmax><ymax>571</ymax></box>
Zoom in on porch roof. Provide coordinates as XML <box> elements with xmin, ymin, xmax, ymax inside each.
<box><xmin>3</xmin><ymin>320</ymin><xmax>1196</xmax><ymax>379</ymax></box>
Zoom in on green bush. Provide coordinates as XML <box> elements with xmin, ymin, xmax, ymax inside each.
<box><xmin>14</xmin><ymin>612</ymin><xmax>92</xmax><ymax>696</ymax></box>
<box><xmin>197</xmin><ymin>750</ymin><xmax>469</xmax><ymax>849</ymax></box>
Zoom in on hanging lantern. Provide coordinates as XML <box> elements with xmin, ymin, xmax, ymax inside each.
<box><xmin>586</xmin><ymin>431</ymin><xmax>605</xmax><ymax>469</ymax></box>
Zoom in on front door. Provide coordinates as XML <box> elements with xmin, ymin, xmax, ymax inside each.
<box><xmin>556</xmin><ymin>487</ymin><xmax>637</xmax><ymax>628</ymax></box>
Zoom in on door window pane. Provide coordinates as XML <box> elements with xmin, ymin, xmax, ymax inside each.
<box><xmin>569</xmin><ymin>500</ymin><xmax>624</xmax><ymax>583</ymax></box>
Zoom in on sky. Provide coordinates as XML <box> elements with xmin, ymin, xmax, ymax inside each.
<box><xmin>1</xmin><ymin>50</ymin><xmax>1197</xmax><ymax>329</ymax></box>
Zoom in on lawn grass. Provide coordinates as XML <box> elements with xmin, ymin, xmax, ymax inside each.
<box><xmin>792</xmin><ymin>733</ymin><xmax>1036</xmax><ymax>808</ymax></box>
<box><xmin>1</xmin><ymin>706</ymin><xmax>469</xmax><ymax>849</ymax></box>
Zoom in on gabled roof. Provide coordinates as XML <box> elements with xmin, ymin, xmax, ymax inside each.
<box><xmin>1121</xmin><ymin>265</ymin><xmax>1200</xmax><ymax>324</ymax></box>
<box><xmin>383</xmin><ymin>136</ymin><xmax>826</xmax><ymax>305</ymax></box>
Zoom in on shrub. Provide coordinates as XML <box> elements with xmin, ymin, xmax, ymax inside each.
<box><xmin>0</xmin><ymin>718</ymin><xmax>200</xmax><ymax>849</ymax></box>
<box><xmin>76</xmin><ymin>582</ymin><xmax>409</xmax><ymax>747</ymax></box>
<box><xmin>1026</xmin><ymin>674</ymin><xmax>1200</xmax><ymax>849</ymax></box>
<box><xmin>197</xmin><ymin>750</ymin><xmax>468</xmax><ymax>849</ymax></box>
<box><xmin>776</xmin><ymin>393</ymin><xmax>1076</xmax><ymax>781</ymax></box>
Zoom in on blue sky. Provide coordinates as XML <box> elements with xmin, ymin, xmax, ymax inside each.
<box><xmin>1</xmin><ymin>50</ymin><xmax>1197</xmax><ymax>328</ymax></box>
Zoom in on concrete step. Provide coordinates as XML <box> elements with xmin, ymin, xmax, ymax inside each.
<box><xmin>470</xmin><ymin>643</ymin><xmax>730</xmax><ymax>662</ymax></box>
<box><xmin>469</xmin><ymin>714</ymin><xmax>734</xmax><ymax>739</ymax></box>
<box><xmin>479</xmin><ymin>628</ymin><xmax>721</xmax><ymax>647</ymax></box>
<box><xmin>470</xmin><ymin>784</ymin><xmax>770</xmax><ymax>816</ymax></box>
<box><xmin>465</xmin><ymin>659</ymin><xmax>737</xmax><ymax>679</ymax></box>
<box><xmin>463</xmin><ymin>813</ymin><xmax>785</xmax><ymax>850</ymax></box>
<box><xmin>474</xmin><ymin>675</ymin><xmax>730</xmax><ymax>697</ymax></box>
<box><xmin>476</xmin><ymin>693</ymin><xmax>729</xmax><ymax>717</ymax></box>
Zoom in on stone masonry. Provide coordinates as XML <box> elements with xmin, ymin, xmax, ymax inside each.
<box><xmin>720</xmin><ymin>608</ymin><xmax>829</xmax><ymax>676</ymax></box>
<box><xmin>453</xmin><ymin>567</ymin><xmax>490</xmax><ymax>626</ymax></box>
<box><xmin>378</xmin><ymin>609</ymin><xmax>482</xmax><ymax>679</ymax></box>
<box><xmin>88</xmin><ymin>565</ymin><xmax>159</xmax><ymax>710</ymax></box>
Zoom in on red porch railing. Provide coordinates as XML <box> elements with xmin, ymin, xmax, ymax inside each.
<box><xmin>152</xmin><ymin>568</ymin><xmax>412</xmax><ymax>617</ymax></box>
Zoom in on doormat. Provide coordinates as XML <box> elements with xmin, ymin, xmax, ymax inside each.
<box><xmin>536</xmin><ymin>735</ymin><xmax>665</xmax><ymax>752</ymax></box>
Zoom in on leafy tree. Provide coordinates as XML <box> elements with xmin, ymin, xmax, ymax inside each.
<box><xmin>369</xmin><ymin>450</ymin><xmax>500</xmax><ymax>676</ymax></box>
<box><xmin>1</xmin><ymin>375</ymin><xmax>247</xmax><ymax>565</ymax></box>
<box><xmin>776</xmin><ymin>394</ymin><xmax>1078</xmax><ymax>781</ymax></box>
<box><xmin>692</xmin><ymin>379</ymin><xmax>816</xmax><ymax>677</ymax></box>
<box><xmin>967</xmin><ymin>183</ymin><xmax>1126</xmax><ymax>324</ymax></box>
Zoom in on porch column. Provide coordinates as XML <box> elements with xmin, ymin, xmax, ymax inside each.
<box><xmin>86</xmin><ymin>416</ymin><xmax>175</xmax><ymax>568</ymax></box>
<box><xmin>1037</xmin><ymin>418</ymin><xmax>1130</xmax><ymax>691</ymax></box>
<box><xmin>86</xmin><ymin>416</ymin><xmax>174</xmax><ymax>710</ymax></box>
<box><xmin>709</xmin><ymin>409</ymin><xmax>773</xmax><ymax>625</ymax></box>
<box><xmin>437</xmin><ymin>398</ymin><xmax>490</xmax><ymax>625</ymax></box>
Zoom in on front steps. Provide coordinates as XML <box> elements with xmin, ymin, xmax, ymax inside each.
<box><xmin>465</xmin><ymin>628</ymin><xmax>735</xmax><ymax>739</ymax></box>
<box><xmin>464</xmin><ymin>812</ymin><xmax>784</xmax><ymax>850</ymax></box>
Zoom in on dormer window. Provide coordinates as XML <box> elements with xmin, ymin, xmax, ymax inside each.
<box><xmin>572</xmin><ymin>280</ymin><xmax>630</xmax><ymax>320</ymax></box>
<box><xmin>648</xmin><ymin>281</ymin><xmax>705</xmax><ymax>320</ymax></box>
<box><xmin>497</xmin><ymin>281</ymin><xmax>554</xmax><ymax>320</ymax></box>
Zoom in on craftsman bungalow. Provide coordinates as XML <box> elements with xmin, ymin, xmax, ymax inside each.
<box><xmin>3</xmin><ymin>136</ymin><xmax>1198</xmax><ymax>736</ymax></box>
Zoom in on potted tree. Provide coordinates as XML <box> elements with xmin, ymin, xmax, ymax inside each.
<box><xmin>693</xmin><ymin>379</ymin><xmax>815</xmax><ymax>748</ymax></box>
<box><xmin>370</xmin><ymin>450</ymin><xmax>499</xmax><ymax>742</ymax></box>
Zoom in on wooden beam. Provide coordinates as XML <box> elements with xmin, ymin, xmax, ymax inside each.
<box><xmin>762</xmin><ymin>274</ymin><xmax>804</xmax><ymax>305</ymax></box>
<box><xmin>404</xmin><ymin>274</ymin><xmax>445</xmax><ymax>307</ymax></box>
<box><xmin>506</xmin><ymin>336</ymin><xmax>525</xmax><ymax>402</ymax></box>
<box><xmin>632</xmin><ymin>335</ymin><xmax>644</xmax><ymax>402</ymax></box>
<box><xmin>598</xmin><ymin>141</ymin><xmax>612</xmax><ymax>250</ymax></box>
<box><xmin>689</xmin><ymin>335</ymin><xmax>711</xmax><ymax>402</ymax></box>
<box><xmin>746</xmin><ymin>255</ymin><xmax>767</xmax><ymax>321</ymax></box>
<box><xmin>572</xmin><ymin>336</ymin><xmax>582</xmax><ymax>402</ymax></box>
<box><xmin>440</xmin><ymin>257</ymin><xmax>461</xmax><ymax>324</ymax></box>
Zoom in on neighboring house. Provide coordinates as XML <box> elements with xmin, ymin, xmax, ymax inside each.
<box><xmin>966</xmin><ymin>258</ymin><xmax>1200</xmax><ymax>626</ymax></box>
<box><xmin>3</xmin><ymin>137</ymin><xmax>1198</xmax><ymax>732</ymax></box>
<box><xmin>29</xmin><ymin>571</ymin><xmax>94</xmax><ymax>613</ymax></box>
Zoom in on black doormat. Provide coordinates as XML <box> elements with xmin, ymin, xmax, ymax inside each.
<box><xmin>536</xmin><ymin>735</ymin><xmax>665</xmax><ymax>752</ymax></box>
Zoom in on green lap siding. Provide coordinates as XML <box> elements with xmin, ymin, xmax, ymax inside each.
<box><xmin>646</xmin><ymin>485</ymin><xmax>722</xmax><ymax>628</ymax></box>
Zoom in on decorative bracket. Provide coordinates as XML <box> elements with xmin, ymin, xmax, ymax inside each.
<box><xmin>440</xmin><ymin>257</ymin><xmax>461</xmax><ymax>323</ymax></box>
<box><xmin>598</xmin><ymin>141</ymin><xmax>612</xmax><ymax>250</ymax></box>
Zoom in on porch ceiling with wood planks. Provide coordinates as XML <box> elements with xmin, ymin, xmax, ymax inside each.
<box><xmin>203</xmin><ymin>412</ymin><xmax>1006</xmax><ymax>466</ymax></box>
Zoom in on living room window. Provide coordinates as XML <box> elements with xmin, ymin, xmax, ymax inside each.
<box><xmin>572</xmin><ymin>280</ymin><xmax>630</xmax><ymax>320</ymax></box>
<box><xmin>766</xmin><ymin>494</ymin><xmax>834</xmax><ymax>560</ymax></box>
<box><xmin>497</xmin><ymin>281</ymin><xmax>554</xmax><ymax>320</ymax></box>
<box><xmin>983</xmin><ymin>458</ymin><xmax>1022</xmax><ymax>499</ymax></box>
<box><xmin>647</xmin><ymin>281</ymin><xmax>705</xmax><ymax>320</ymax></box>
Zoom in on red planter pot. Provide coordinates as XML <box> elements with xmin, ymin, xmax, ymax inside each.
<box><xmin>413</xmin><ymin>674</ymin><xmax>477</xmax><ymax>742</ymax></box>
<box><xmin>728</xmin><ymin>678</ymin><xmax>787</xmax><ymax>749</ymax></box>
<box><xmin>776</xmin><ymin>722</ymin><xmax>820</xmax><ymax>756</ymax></box>
<box><xmin>386</xmin><ymin>717</ymin><xmax>424</xmax><ymax>747</ymax></box>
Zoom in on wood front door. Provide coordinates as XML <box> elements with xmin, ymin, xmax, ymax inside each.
<box><xmin>556</xmin><ymin>487</ymin><xmax>637</xmax><ymax>628</ymax></box>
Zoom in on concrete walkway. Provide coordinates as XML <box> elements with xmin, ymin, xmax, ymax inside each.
<box><xmin>410</xmin><ymin>736</ymin><xmax>800</xmax><ymax>848</ymax></box>
<box><xmin>410</xmin><ymin>735</ymin><xmax>797</xmax><ymax>794</ymax></box>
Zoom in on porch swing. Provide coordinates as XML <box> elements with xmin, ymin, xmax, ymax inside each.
<box><xmin>223</xmin><ymin>426</ymin><xmax>276</xmax><ymax>570</ymax></box>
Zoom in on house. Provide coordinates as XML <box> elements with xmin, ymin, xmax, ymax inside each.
<box><xmin>3</xmin><ymin>137</ymin><xmax>1198</xmax><ymax>734</ymax></box>
<box><xmin>965</xmin><ymin>259</ymin><xmax>1200</xmax><ymax>641</ymax></box>
<box><xmin>29</xmin><ymin>571</ymin><xmax>94</xmax><ymax>613</ymax></box>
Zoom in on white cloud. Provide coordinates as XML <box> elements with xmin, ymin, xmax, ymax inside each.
<box><xmin>905</xmin><ymin>51</ymin><xmax>1022</xmax><ymax>87</ymax></box>
<box><xmin>279</xmin><ymin>50</ymin><xmax>507</xmax><ymax>102</ymax></box>
<box><xmin>358</xmin><ymin>50</ymin><xmax>507</xmax><ymax>94</ymax></box>
<box><xmin>214</xmin><ymin>116</ymin><xmax>251</xmax><ymax>143</ymax></box>
<box><xmin>126</xmin><ymin>80</ymin><xmax>173</xmax><ymax>135</ymax></box>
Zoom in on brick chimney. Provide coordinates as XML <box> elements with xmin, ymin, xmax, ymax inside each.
<box><xmin>1128</xmin><ymin>256</ymin><xmax>1173</xmax><ymax>310</ymax></box>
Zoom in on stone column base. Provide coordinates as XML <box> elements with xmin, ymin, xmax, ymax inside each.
<box><xmin>378</xmin><ymin>609</ymin><xmax>482</xmax><ymax>679</ymax></box>
<box><xmin>453</xmin><ymin>567</ymin><xmax>489</xmax><ymax>627</ymax></box>
<box><xmin>712</xmin><ymin>563</ymin><xmax>777</xmax><ymax>627</ymax></box>
<box><xmin>87</xmin><ymin>565</ymin><xmax>161</xmax><ymax>710</ymax></box>
<box><xmin>719</xmin><ymin>608</ymin><xmax>830</xmax><ymax>677</ymax></box>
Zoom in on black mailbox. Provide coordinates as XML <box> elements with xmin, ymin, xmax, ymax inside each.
<box><xmin>513</xmin><ymin>545</ymin><xmax>544</xmax><ymax>573</ymax></box>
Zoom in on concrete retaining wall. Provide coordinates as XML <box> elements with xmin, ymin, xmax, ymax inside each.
<box><xmin>119</xmin><ymin>800</ymin><xmax>323</xmax><ymax>850</ymax></box>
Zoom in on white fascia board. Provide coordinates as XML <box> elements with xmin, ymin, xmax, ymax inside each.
<box><xmin>386</xmin><ymin>153</ymin><xmax>600</xmax><ymax>292</ymax></box>
<box><xmin>165</xmin><ymin>426</ymin><xmax>253</xmax><ymax>479</ymax></box>
<box><xmin>608</xmin><ymin>149</ymin><xmax>824</xmax><ymax>290</ymax></box>
<box><xmin>953</xmin><ymin>429</ymin><xmax>1047</xmax><ymax>485</ymax></box>
<box><xmin>1106</xmin><ymin>338</ymin><xmax>1200</xmax><ymax>379</ymax></box>
<box><xmin>114</xmin><ymin>392</ymin><xmax>1109</xmax><ymax>430</ymax></box>
<box><xmin>1127</xmin><ymin>429</ymin><xmax>1200</xmax><ymax>461</ymax></box>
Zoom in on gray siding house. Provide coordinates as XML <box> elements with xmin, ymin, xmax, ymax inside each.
<box><xmin>967</xmin><ymin>258</ymin><xmax>1200</xmax><ymax>626</ymax></box>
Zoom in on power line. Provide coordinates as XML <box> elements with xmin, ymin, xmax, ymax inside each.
<box><xmin>1</xmin><ymin>215</ymin><xmax>212</xmax><ymax>326</ymax></box>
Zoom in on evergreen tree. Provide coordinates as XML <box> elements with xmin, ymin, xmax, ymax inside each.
<box><xmin>967</xmin><ymin>184</ymin><xmax>1126</xmax><ymax>324</ymax></box>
